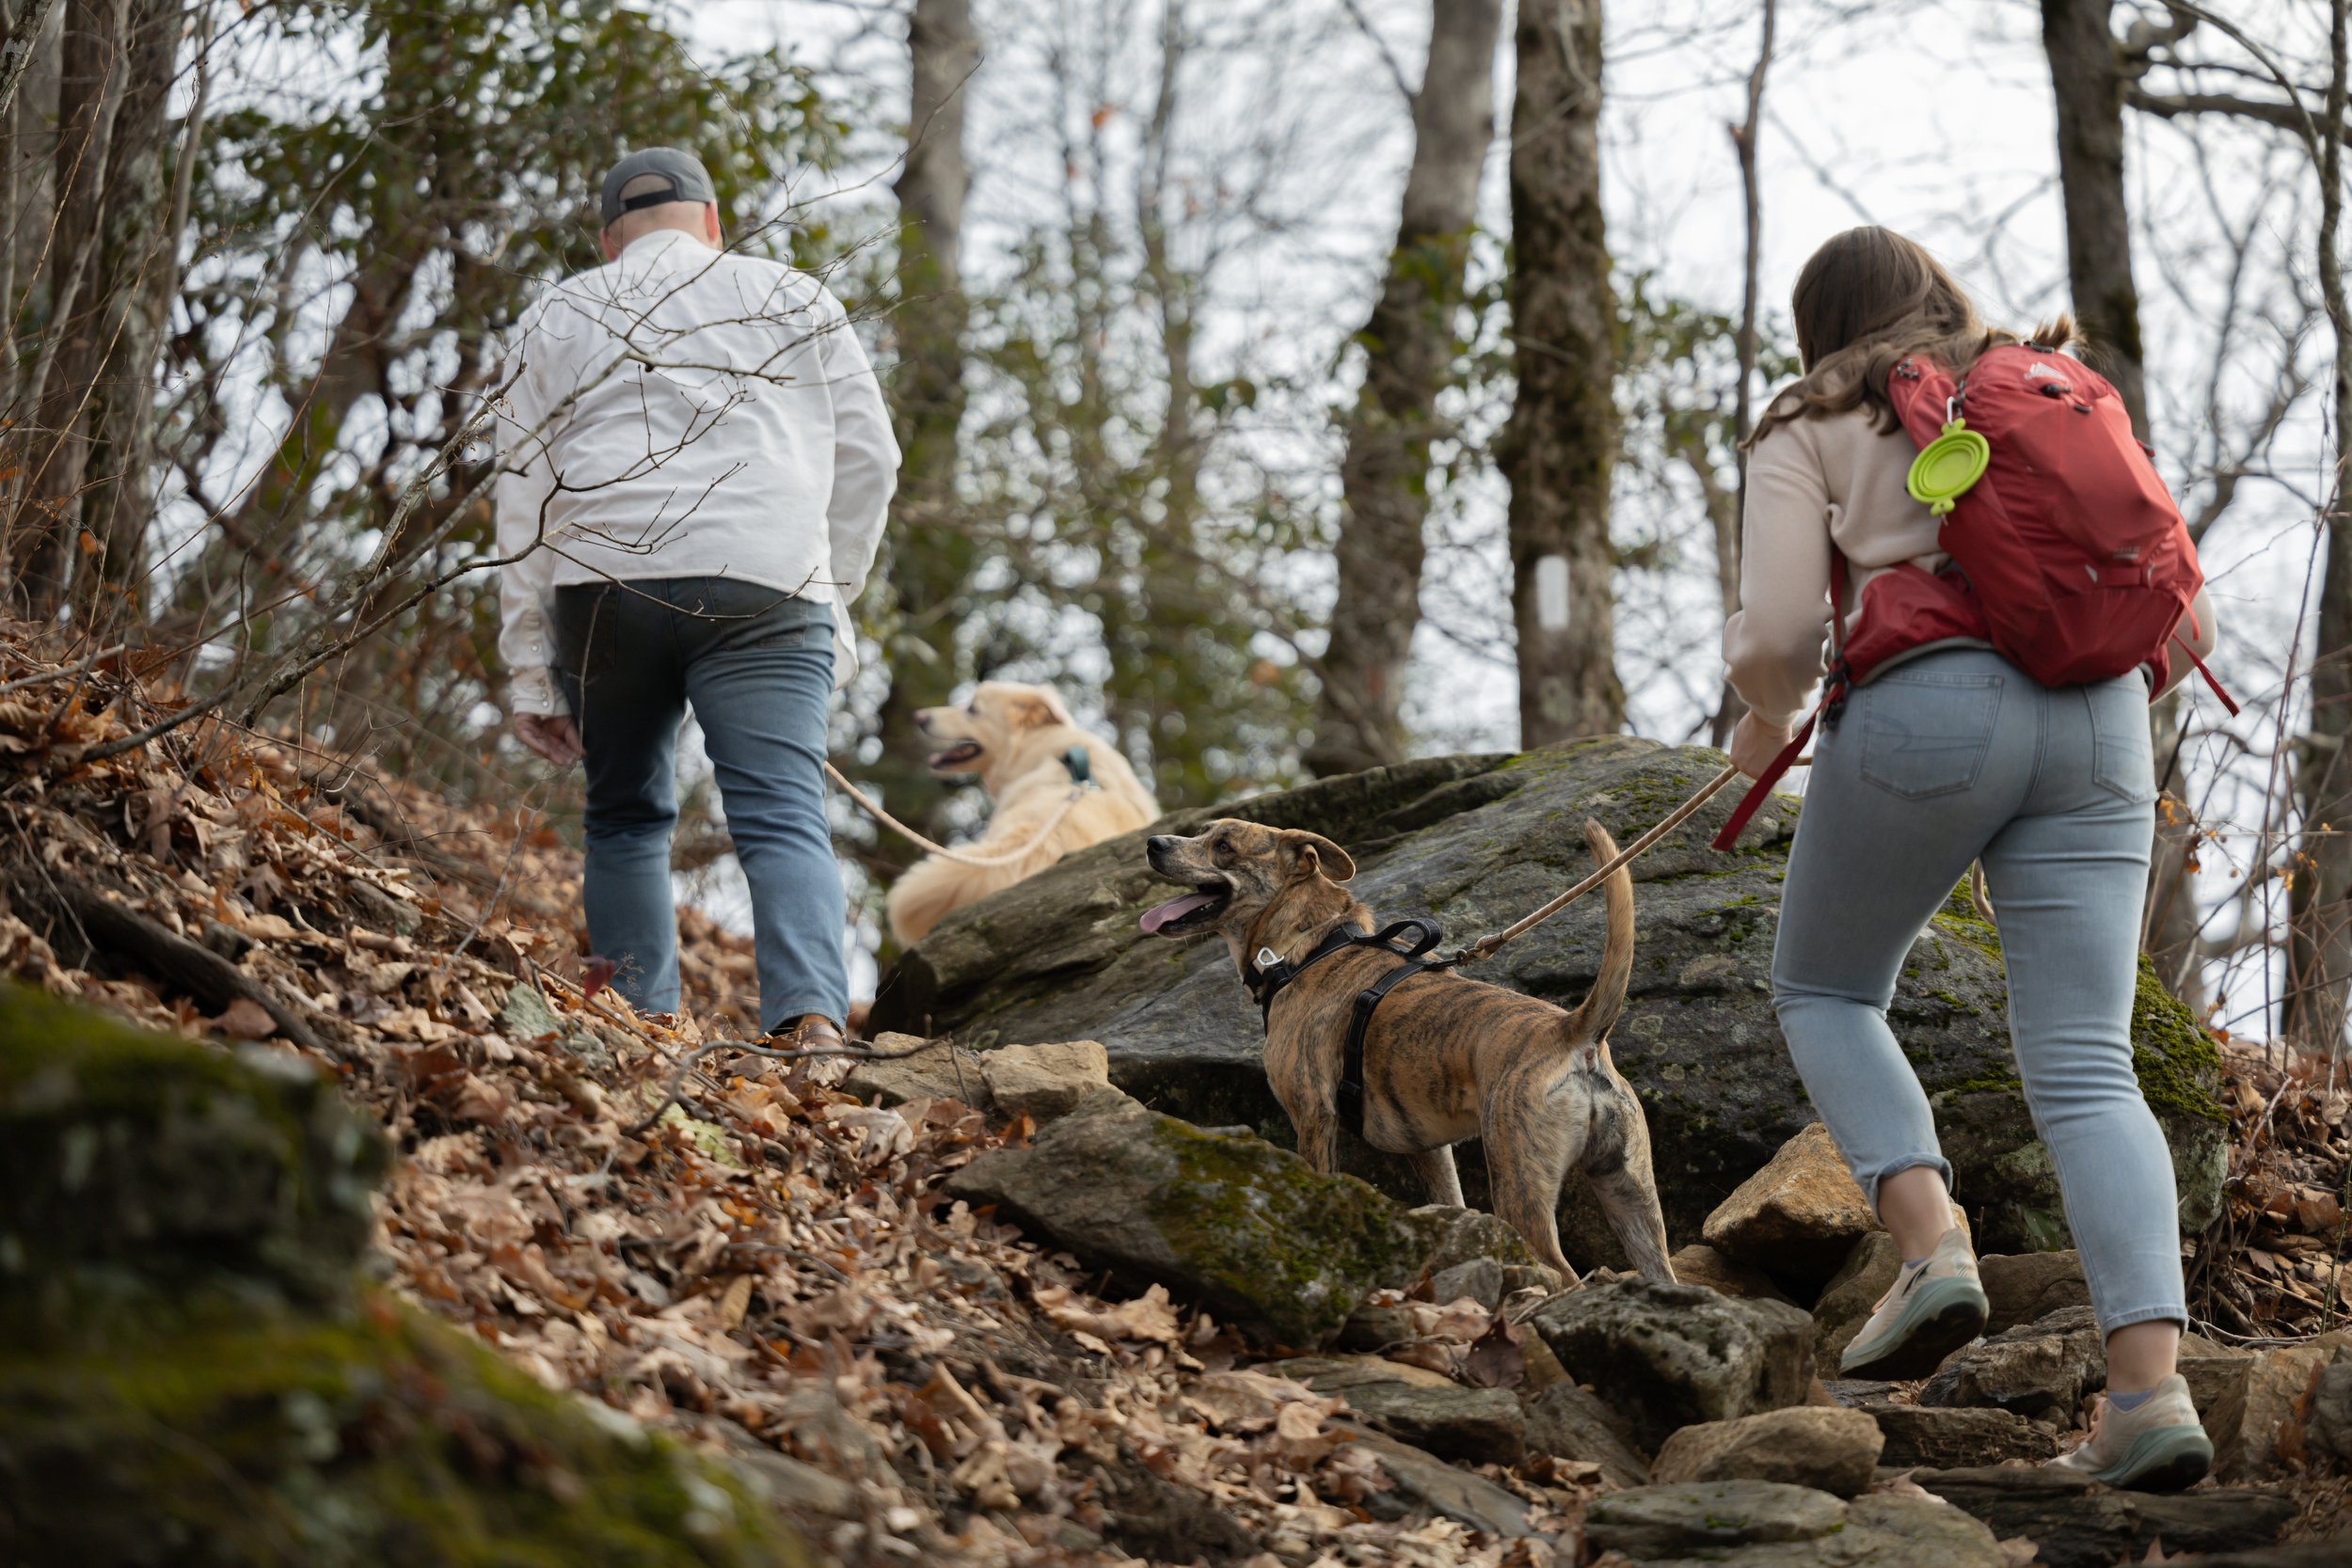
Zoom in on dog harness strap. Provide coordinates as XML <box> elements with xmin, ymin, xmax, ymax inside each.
<box><xmin>1338</xmin><ymin>951</ymin><xmax>1438</xmax><ymax>1134</ymax></box>
<box><xmin>1247</xmin><ymin>915</ymin><xmax>1456</xmax><ymax>1138</ymax></box>
<box><xmin>1245</xmin><ymin>922</ymin><xmax>1368</xmax><ymax>1024</ymax></box>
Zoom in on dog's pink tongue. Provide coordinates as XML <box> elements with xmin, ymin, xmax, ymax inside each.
<box><xmin>1139</xmin><ymin>892</ymin><xmax>1218</xmax><ymax>935</ymax></box>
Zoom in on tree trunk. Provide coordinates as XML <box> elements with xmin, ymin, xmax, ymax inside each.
<box><xmin>2284</xmin><ymin>0</ymin><xmax>2352</xmax><ymax>1053</ymax></box>
<box><xmin>2041</xmin><ymin>0</ymin><xmax>2215</xmax><ymax>1004</ymax></box>
<box><xmin>14</xmin><ymin>0</ymin><xmax>125</xmax><ymax>615</ymax></box>
<box><xmin>1711</xmin><ymin>0</ymin><xmax>1775</xmax><ymax>750</ymax></box>
<box><xmin>1501</xmin><ymin>0</ymin><xmax>1620</xmax><ymax>746</ymax></box>
<box><xmin>1306</xmin><ymin>0</ymin><xmax>1502</xmax><ymax>778</ymax></box>
<box><xmin>2041</xmin><ymin>0</ymin><xmax>2148</xmax><ymax>436</ymax></box>
<box><xmin>72</xmin><ymin>0</ymin><xmax>177</xmax><ymax>632</ymax></box>
<box><xmin>866</xmin><ymin>0</ymin><xmax>977</xmax><ymax>883</ymax></box>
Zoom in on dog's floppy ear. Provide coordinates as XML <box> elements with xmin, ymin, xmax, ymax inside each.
<box><xmin>1005</xmin><ymin>687</ymin><xmax>1073</xmax><ymax>730</ymax></box>
<box><xmin>1279</xmin><ymin>830</ymin><xmax>1356</xmax><ymax>883</ymax></box>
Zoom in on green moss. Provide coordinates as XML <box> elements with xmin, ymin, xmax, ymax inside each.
<box><xmin>0</xmin><ymin>1296</ymin><xmax>810</xmax><ymax>1568</ymax></box>
<box><xmin>2129</xmin><ymin>958</ymin><xmax>2228</xmax><ymax>1125</ymax></box>
<box><xmin>1147</xmin><ymin>1117</ymin><xmax>1430</xmax><ymax>1346</ymax></box>
<box><xmin>0</xmin><ymin>983</ymin><xmax>386</xmax><ymax>1308</ymax></box>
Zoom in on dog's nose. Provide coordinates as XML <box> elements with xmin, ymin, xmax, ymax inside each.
<box><xmin>1147</xmin><ymin>835</ymin><xmax>1174</xmax><ymax>855</ymax></box>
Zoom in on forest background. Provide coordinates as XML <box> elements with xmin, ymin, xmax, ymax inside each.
<box><xmin>3</xmin><ymin>0</ymin><xmax>2344</xmax><ymax>1048</ymax></box>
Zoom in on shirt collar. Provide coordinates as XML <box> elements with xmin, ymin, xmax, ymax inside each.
<box><xmin>619</xmin><ymin>229</ymin><xmax>714</xmax><ymax>261</ymax></box>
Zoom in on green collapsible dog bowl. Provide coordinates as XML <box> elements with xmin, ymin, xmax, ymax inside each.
<box><xmin>1908</xmin><ymin>419</ymin><xmax>1991</xmax><ymax>515</ymax></box>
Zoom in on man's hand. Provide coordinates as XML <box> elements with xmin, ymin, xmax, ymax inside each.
<box><xmin>1729</xmin><ymin>711</ymin><xmax>1795</xmax><ymax>782</ymax></box>
<box><xmin>515</xmin><ymin>713</ymin><xmax>584</xmax><ymax>767</ymax></box>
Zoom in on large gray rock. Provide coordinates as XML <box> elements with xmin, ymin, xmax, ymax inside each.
<box><xmin>1586</xmin><ymin>1482</ymin><xmax>2006</xmax><ymax>1566</ymax></box>
<box><xmin>843</xmin><ymin>1033</ymin><xmax>993</xmax><ymax>1113</ymax></box>
<box><xmin>1650</xmin><ymin>1406</ymin><xmax>1884</xmax><ymax>1497</ymax></box>
<box><xmin>1519</xmin><ymin>1379</ymin><xmax>1651</xmax><ymax>1489</ymax></box>
<box><xmin>1700</xmin><ymin>1122</ymin><xmax>1880</xmax><ymax>1286</ymax></box>
<box><xmin>944</xmin><ymin>1096</ymin><xmax>1441</xmax><ymax>1347</ymax></box>
<box><xmin>1339</xmin><ymin>1423</ymin><xmax>1538</xmax><ymax>1539</ymax></box>
<box><xmin>872</xmin><ymin>739</ymin><xmax>2227</xmax><ymax>1256</ymax></box>
<box><xmin>1262</xmin><ymin>1357</ymin><xmax>1525</xmax><ymax>1465</ymax></box>
<box><xmin>977</xmin><ymin>1039</ymin><xmax>1111</xmax><ymax>1124</ymax></box>
<box><xmin>1919</xmin><ymin>1307</ymin><xmax>2106</xmax><ymax>1420</ymax></box>
<box><xmin>1978</xmin><ymin>1248</ymin><xmax>2090</xmax><ymax>1335</ymax></box>
<box><xmin>1912</xmin><ymin>1465</ymin><xmax>2296</xmax><ymax>1568</ymax></box>
<box><xmin>2303</xmin><ymin>1356</ymin><xmax>2352</xmax><ymax>1466</ymax></box>
<box><xmin>0</xmin><ymin>987</ymin><xmax>386</xmax><ymax>1310</ymax></box>
<box><xmin>2179</xmin><ymin>1334</ymin><xmax>2253</xmax><ymax>1467</ymax></box>
<box><xmin>1584</xmin><ymin>1481</ymin><xmax>1848</xmax><ymax>1559</ymax></box>
<box><xmin>1529</xmin><ymin>1279</ymin><xmax>1815</xmax><ymax>1452</ymax></box>
<box><xmin>1858</xmin><ymin>1401</ymin><xmax>2059</xmax><ymax>1468</ymax></box>
<box><xmin>2230</xmin><ymin>1330</ymin><xmax>2352</xmax><ymax>1477</ymax></box>
<box><xmin>1812</xmin><ymin>1233</ymin><xmax>1902</xmax><ymax>1365</ymax></box>
<box><xmin>1666</xmin><ymin>1243</ymin><xmax>1795</xmax><ymax>1306</ymax></box>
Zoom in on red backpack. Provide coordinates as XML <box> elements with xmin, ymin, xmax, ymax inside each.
<box><xmin>1712</xmin><ymin>343</ymin><xmax>2232</xmax><ymax>851</ymax></box>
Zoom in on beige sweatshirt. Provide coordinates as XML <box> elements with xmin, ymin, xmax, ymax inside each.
<box><xmin>1722</xmin><ymin>404</ymin><xmax>2218</xmax><ymax>729</ymax></box>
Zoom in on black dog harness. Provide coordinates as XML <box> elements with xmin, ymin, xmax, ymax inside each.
<box><xmin>1243</xmin><ymin>917</ymin><xmax>1454</xmax><ymax>1133</ymax></box>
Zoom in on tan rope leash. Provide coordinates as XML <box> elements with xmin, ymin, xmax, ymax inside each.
<box><xmin>823</xmin><ymin>759</ymin><xmax>1091</xmax><ymax>870</ymax></box>
<box><xmin>1448</xmin><ymin>756</ymin><xmax>1990</xmax><ymax>966</ymax></box>
<box><xmin>1456</xmin><ymin>764</ymin><xmax>1744</xmax><ymax>965</ymax></box>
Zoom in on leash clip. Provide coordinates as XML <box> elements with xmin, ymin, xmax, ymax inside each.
<box><xmin>1255</xmin><ymin>947</ymin><xmax>1280</xmax><ymax>970</ymax></box>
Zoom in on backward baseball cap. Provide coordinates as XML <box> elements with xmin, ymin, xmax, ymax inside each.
<box><xmin>599</xmin><ymin>147</ymin><xmax>718</xmax><ymax>227</ymax></box>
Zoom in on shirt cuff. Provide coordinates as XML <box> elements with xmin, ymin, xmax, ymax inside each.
<box><xmin>508</xmin><ymin>666</ymin><xmax>565</xmax><ymax>717</ymax></box>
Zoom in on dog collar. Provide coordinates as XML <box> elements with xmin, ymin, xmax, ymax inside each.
<box><xmin>1243</xmin><ymin>921</ymin><xmax>1369</xmax><ymax>1022</ymax></box>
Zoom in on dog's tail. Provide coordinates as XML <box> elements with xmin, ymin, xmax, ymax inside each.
<box><xmin>1561</xmin><ymin>818</ymin><xmax>1634</xmax><ymax>1047</ymax></box>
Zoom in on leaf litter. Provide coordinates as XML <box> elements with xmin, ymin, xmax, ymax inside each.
<box><xmin>0</xmin><ymin>643</ymin><xmax>1590</xmax><ymax>1566</ymax></box>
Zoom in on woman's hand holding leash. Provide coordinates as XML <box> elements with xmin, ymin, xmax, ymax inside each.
<box><xmin>1729</xmin><ymin>712</ymin><xmax>1795</xmax><ymax>782</ymax></box>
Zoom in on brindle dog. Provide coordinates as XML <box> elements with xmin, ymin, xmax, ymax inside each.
<box><xmin>1137</xmin><ymin>818</ymin><xmax>1676</xmax><ymax>1285</ymax></box>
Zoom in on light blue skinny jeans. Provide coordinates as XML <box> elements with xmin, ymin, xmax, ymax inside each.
<box><xmin>1771</xmin><ymin>647</ymin><xmax>2186</xmax><ymax>1335</ymax></box>
<box><xmin>551</xmin><ymin>577</ymin><xmax>847</xmax><ymax>1035</ymax></box>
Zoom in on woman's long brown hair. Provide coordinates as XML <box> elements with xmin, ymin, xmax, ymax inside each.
<box><xmin>1744</xmin><ymin>226</ymin><xmax>2075</xmax><ymax>449</ymax></box>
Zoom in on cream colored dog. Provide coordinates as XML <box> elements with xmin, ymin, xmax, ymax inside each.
<box><xmin>884</xmin><ymin>681</ymin><xmax>1160</xmax><ymax>946</ymax></box>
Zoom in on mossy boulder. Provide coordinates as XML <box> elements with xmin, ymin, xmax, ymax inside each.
<box><xmin>0</xmin><ymin>1296</ymin><xmax>815</xmax><ymax>1568</ymax></box>
<box><xmin>0</xmin><ymin>986</ymin><xmax>816</xmax><ymax>1568</ymax></box>
<box><xmin>878</xmin><ymin>737</ymin><xmax>2226</xmax><ymax>1258</ymax></box>
<box><xmin>945</xmin><ymin>1094</ymin><xmax>1467</xmax><ymax>1347</ymax></box>
<box><xmin>0</xmin><ymin>984</ymin><xmax>386</xmax><ymax>1312</ymax></box>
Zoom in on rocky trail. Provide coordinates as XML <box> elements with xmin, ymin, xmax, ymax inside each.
<box><xmin>2</xmin><ymin>644</ymin><xmax>2351</xmax><ymax>1567</ymax></box>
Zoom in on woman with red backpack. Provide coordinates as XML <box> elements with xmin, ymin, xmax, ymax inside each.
<box><xmin>1723</xmin><ymin>226</ymin><xmax>2221</xmax><ymax>1491</ymax></box>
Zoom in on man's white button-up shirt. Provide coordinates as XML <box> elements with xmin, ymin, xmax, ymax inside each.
<box><xmin>494</xmin><ymin>230</ymin><xmax>900</xmax><ymax>714</ymax></box>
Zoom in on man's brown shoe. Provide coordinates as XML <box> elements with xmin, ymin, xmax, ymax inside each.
<box><xmin>770</xmin><ymin>1014</ymin><xmax>847</xmax><ymax>1052</ymax></box>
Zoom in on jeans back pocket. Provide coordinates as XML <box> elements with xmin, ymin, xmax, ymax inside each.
<box><xmin>2088</xmin><ymin>679</ymin><xmax>2158</xmax><ymax>804</ymax></box>
<box><xmin>1858</xmin><ymin>672</ymin><xmax>2003</xmax><ymax>800</ymax></box>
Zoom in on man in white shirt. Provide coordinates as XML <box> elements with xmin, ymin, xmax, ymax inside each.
<box><xmin>497</xmin><ymin>148</ymin><xmax>899</xmax><ymax>1048</ymax></box>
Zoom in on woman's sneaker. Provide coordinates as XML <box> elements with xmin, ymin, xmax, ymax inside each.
<box><xmin>1836</xmin><ymin>1227</ymin><xmax>1988</xmax><ymax>1380</ymax></box>
<box><xmin>2049</xmin><ymin>1376</ymin><xmax>2213</xmax><ymax>1491</ymax></box>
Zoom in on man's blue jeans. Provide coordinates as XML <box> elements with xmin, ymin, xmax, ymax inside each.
<box><xmin>550</xmin><ymin>577</ymin><xmax>846</xmax><ymax>1034</ymax></box>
